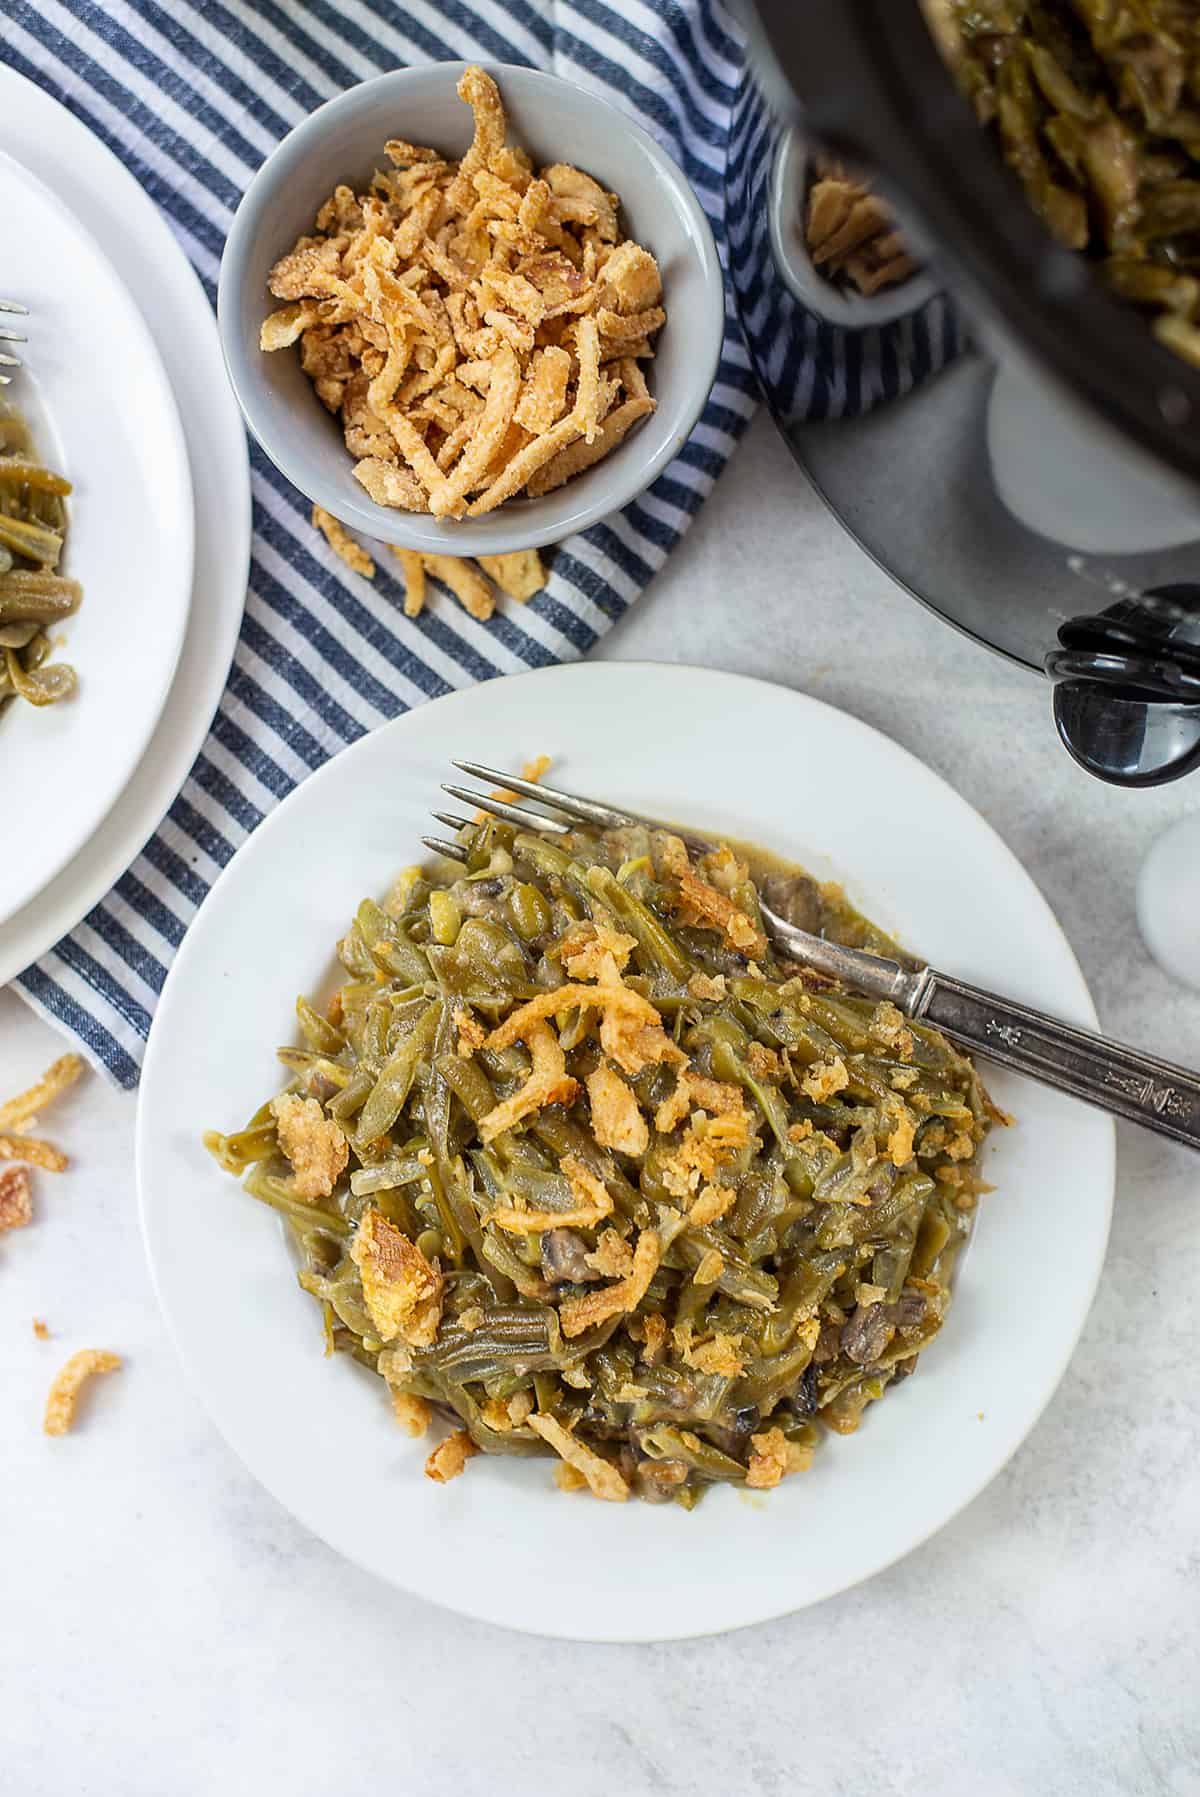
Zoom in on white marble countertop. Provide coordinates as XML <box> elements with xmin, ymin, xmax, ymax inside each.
<box><xmin>3</xmin><ymin>414</ymin><xmax>1199</xmax><ymax>1795</ymax></box>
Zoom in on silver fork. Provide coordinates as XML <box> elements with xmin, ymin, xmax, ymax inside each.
<box><xmin>0</xmin><ymin>300</ymin><xmax>28</xmax><ymax>385</ymax></box>
<box><xmin>427</xmin><ymin>759</ymin><xmax>1200</xmax><ymax>1151</ymax></box>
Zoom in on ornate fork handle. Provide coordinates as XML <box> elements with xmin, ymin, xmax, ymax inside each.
<box><xmin>911</xmin><ymin>972</ymin><xmax>1200</xmax><ymax>1150</ymax></box>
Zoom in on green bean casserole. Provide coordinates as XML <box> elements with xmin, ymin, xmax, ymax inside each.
<box><xmin>930</xmin><ymin>0</ymin><xmax>1200</xmax><ymax>365</ymax></box>
<box><xmin>206</xmin><ymin>818</ymin><xmax>1004</xmax><ymax>1505</ymax></box>
<box><xmin>0</xmin><ymin>403</ymin><xmax>80</xmax><ymax>714</ymax></box>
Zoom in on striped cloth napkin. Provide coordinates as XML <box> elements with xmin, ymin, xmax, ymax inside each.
<box><xmin>3</xmin><ymin>0</ymin><xmax>758</xmax><ymax>1085</ymax></box>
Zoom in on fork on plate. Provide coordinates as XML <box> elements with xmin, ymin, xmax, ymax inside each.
<box><xmin>426</xmin><ymin>759</ymin><xmax>1200</xmax><ymax>1150</ymax></box>
<box><xmin>0</xmin><ymin>299</ymin><xmax>28</xmax><ymax>385</ymax></box>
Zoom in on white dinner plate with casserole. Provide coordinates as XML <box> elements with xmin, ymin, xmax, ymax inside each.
<box><xmin>137</xmin><ymin>662</ymin><xmax>1114</xmax><ymax>1641</ymax></box>
<box><xmin>0</xmin><ymin>147</ymin><xmax>194</xmax><ymax>927</ymax></box>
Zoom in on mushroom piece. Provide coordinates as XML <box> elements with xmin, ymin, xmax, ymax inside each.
<box><xmin>762</xmin><ymin>872</ymin><xmax>824</xmax><ymax>936</ymax></box>
<box><xmin>839</xmin><ymin>1301</ymin><xmax>896</xmax><ymax>1366</ymax></box>
<box><xmin>540</xmin><ymin>1227</ymin><xmax>602</xmax><ymax>1285</ymax></box>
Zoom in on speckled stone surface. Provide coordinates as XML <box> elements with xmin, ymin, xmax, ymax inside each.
<box><xmin>3</xmin><ymin>414</ymin><xmax>1198</xmax><ymax>1795</ymax></box>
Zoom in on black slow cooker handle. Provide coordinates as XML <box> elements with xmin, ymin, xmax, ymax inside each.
<box><xmin>1048</xmin><ymin>587</ymin><xmax>1200</xmax><ymax>785</ymax></box>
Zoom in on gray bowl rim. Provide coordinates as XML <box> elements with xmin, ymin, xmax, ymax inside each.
<box><xmin>217</xmin><ymin>60</ymin><xmax>727</xmax><ymax>555</ymax></box>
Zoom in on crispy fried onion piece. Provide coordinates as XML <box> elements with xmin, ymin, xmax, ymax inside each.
<box><xmin>392</xmin><ymin>1391</ymin><xmax>432</xmax><ymax>1437</ymax></box>
<box><xmin>0</xmin><ymin>1053</ymin><xmax>83</xmax><ymax>1131</ymax></box>
<box><xmin>485</xmin><ymin>981</ymin><xmax>682</xmax><ymax>1082</ymax></box>
<box><xmin>746</xmin><ymin>1425</ymin><xmax>813</xmax><ymax>1489</ymax></box>
<box><xmin>355</xmin><ymin>458</ymin><xmax>428</xmax><ymax>511</ymax></box>
<box><xmin>351</xmin><ymin>1207</ymin><xmax>444</xmax><ymax>1346</ymax></box>
<box><xmin>585</xmin><ymin>1227</ymin><xmax>635</xmax><ymax>1278</ymax></box>
<box><xmin>688</xmin><ymin>1182</ymin><xmax>735</xmax><ymax>1228</ymax></box>
<box><xmin>659</xmin><ymin>1110</ymin><xmax>751</xmax><ymax>1203</ymax></box>
<box><xmin>525</xmin><ymin>392</ymin><xmax>655</xmax><ymax>498</ymax></box>
<box><xmin>883</xmin><ymin>1096</ymin><xmax>918</xmax><ymax>1168</ymax></box>
<box><xmin>0</xmin><ymin>1165</ymin><xmax>33</xmax><ymax>1231</ymax></box>
<box><xmin>528</xmin><ymin>1411</ymin><xmax>629</xmax><ymax>1501</ymax></box>
<box><xmin>480</xmin><ymin>1389</ymin><xmax>534</xmax><ymax>1433</ymax></box>
<box><xmin>311</xmin><ymin>505</ymin><xmax>375</xmax><ymax>578</ymax></box>
<box><xmin>672</xmin><ymin>867</ymin><xmax>766</xmax><ymax>957</ymax></box>
<box><xmin>44</xmin><ymin>1349</ymin><xmax>121</xmax><ymax>1436</ymax></box>
<box><xmin>271</xmin><ymin>1093</ymin><xmax>349</xmax><ymax>1200</ymax></box>
<box><xmin>558</xmin><ymin>1227</ymin><xmax>660</xmax><ymax>1339</ymax></box>
<box><xmin>421</xmin><ymin>553</ymin><xmax>495</xmax><ymax>621</ymax></box>
<box><xmin>654</xmin><ymin>1069</ymin><xmax>744</xmax><ymax>1136</ymax></box>
<box><xmin>476</xmin><ymin>549</ymin><xmax>546</xmax><ymax>601</ymax></box>
<box><xmin>453</xmin><ymin>1006</ymin><xmax>487</xmax><ymax>1057</ymax></box>
<box><xmin>489</xmin><ymin>1152</ymin><xmax>614</xmax><ymax>1235</ymax></box>
<box><xmin>260</xmin><ymin>301</ymin><xmax>323</xmax><ymax>350</ymax></box>
<box><xmin>560</xmin><ymin>919</ymin><xmax>636</xmax><ymax>983</ymax></box>
<box><xmin>425</xmin><ymin>1428</ymin><xmax>478</xmax><ymax>1483</ymax></box>
<box><xmin>585</xmin><ymin>1064</ymin><xmax>649</xmax><ymax>1157</ymax></box>
<box><xmin>477</xmin><ymin>1020</ymin><xmax>579</xmax><ymax>1144</ymax></box>
<box><xmin>800</xmin><ymin>1056</ymin><xmax>850</xmax><ymax>1104</ymax></box>
<box><xmin>685</xmin><ymin>1330</ymin><xmax>745</xmax><ymax>1377</ymax></box>
<box><xmin>393</xmin><ymin>548</ymin><xmax>428</xmax><ymax>617</ymax></box>
<box><xmin>0</xmin><ymin>1134</ymin><xmax>67</xmax><ymax>1172</ymax></box>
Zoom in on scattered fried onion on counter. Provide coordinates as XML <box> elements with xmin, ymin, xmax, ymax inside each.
<box><xmin>310</xmin><ymin>503</ymin><xmax>547</xmax><ymax>623</ymax></box>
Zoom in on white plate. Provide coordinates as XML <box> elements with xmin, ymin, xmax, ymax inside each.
<box><xmin>137</xmin><ymin>663</ymin><xmax>1114</xmax><ymax>1641</ymax></box>
<box><xmin>0</xmin><ymin>150</ymin><xmax>194</xmax><ymax>922</ymax></box>
<box><xmin>0</xmin><ymin>69</ymin><xmax>250</xmax><ymax>987</ymax></box>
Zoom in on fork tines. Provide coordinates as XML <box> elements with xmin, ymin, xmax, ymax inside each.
<box><xmin>441</xmin><ymin>781</ymin><xmax>571</xmax><ymax>835</ymax></box>
<box><xmin>426</xmin><ymin>761</ymin><xmax>626</xmax><ymax>863</ymax></box>
<box><xmin>0</xmin><ymin>302</ymin><xmax>27</xmax><ymax>385</ymax></box>
<box><xmin>452</xmin><ymin>760</ymin><xmax>628</xmax><ymax>829</ymax></box>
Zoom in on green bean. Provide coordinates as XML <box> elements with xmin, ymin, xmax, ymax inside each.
<box><xmin>436</xmin><ymin>1052</ymin><xmax>498</xmax><ymax>1122</ymax></box>
<box><xmin>761</xmin><ymin>1249</ymin><xmax>846</xmax><ymax>1354</ymax></box>
<box><xmin>356</xmin><ymin>898</ymin><xmax>431</xmax><ymax>984</ymax></box>
<box><xmin>295</xmin><ymin>995</ymin><xmax>344</xmax><ymax>1055</ymax></box>
<box><xmin>349</xmin><ymin>1157</ymin><xmax>428</xmax><ymax>1195</ymax></box>
<box><xmin>585</xmin><ymin>864</ymin><xmax>691</xmax><ymax>979</ymax></box>
<box><xmin>637</xmin><ymin>1426</ymin><xmax>748</xmax><ymax>1483</ymax></box>
<box><xmin>0</xmin><ymin>458</ymin><xmax>72</xmax><ymax>495</ymax></box>
<box><xmin>202</xmin><ymin>1117</ymin><xmax>277</xmax><ymax>1174</ymax></box>
<box><xmin>509</xmin><ymin>881</ymin><xmax>552</xmax><ymax>941</ymax></box>
<box><xmin>707</xmin><ymin>1030</ymin><xmax>792</xmax><ymax>1151</ymax></box>
<box><xmin>532</xmin><ymin>1111</ymin><xmax>643</xmax><ymax>1219</ymax></box>
<box><xmin>356</xmin><ymin>1003</ymin><xmax>437</xmax><ymax>1142</ymax></box>
<box><xmin>274</xmin><ymin>1048</ymin><xmax>351</xmax><ymax>1090</ymax></box>
<box><xmin>242</xmin><ymin>1166</ymin><xmax>350</xmax><ymax>1237</ymax></box>
<box><xmin>734</xmin><ymin>1335</ymin><xmax>817</xmax><ymax>1410</ymax></box>
<box><xmin>327</xmin><ymin>1065</ymin><xmax>375</xmax><ymax>1120</ymax></box>
<box><xmin>4</xmin><ymin>648</ymin><xmax>74</xmax><ymax>705</ymax></box>
<box><xmin>429</xmin><ymin>889</ymin><xmax>461</xmax><ymax>945</ymax></box>
<box><xmin>0</xmin><ymin>510</ymin><xmax>62</xmax><ymax>566</ymax></box>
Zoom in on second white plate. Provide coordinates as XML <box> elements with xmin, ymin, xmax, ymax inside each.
<box><xmin>0</xmin><ymin>148</ymin><xmax>194</xmax><ymax>924</ymax></box>
<box><xmin>0</xmin><ymin>68</ymin><xmax>249</xmax><ymax>995</ymax></box>
<box><xmin>137</xmin><ymin>662</ymin><xmax>1114</xmax><ymax>1641</ymax></box>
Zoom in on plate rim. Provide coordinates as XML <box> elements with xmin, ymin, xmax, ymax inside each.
<box><xmin>0</xmin><ymin>65</ymin><xmax>250</xmax><ymax>990</ymax></box>
<box><xmin>135</xmin><ymin>660</ymin><xmax>1116</xmax><ymax>1640</ymax></box>
<box><xmin>0</xmin><ymin>142</ymin><xmax>196</xmax><ymax>922</ymax></box>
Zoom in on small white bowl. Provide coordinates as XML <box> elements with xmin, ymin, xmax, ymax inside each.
<box><xmin>217</xmin><ymin>62</ymin><xmax>725</xmax><ymax>555</ymax></box>
<box><xmin>769</xmin><ymin>126</ymin><xmax>936</xmax><ymax>330</ymax></box>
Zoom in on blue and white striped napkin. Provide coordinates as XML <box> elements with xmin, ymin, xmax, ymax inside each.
<box><xmin>4</xmin><ymin>0</ymin><xmax>759</xmax><ymax>1085</ymax></box>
